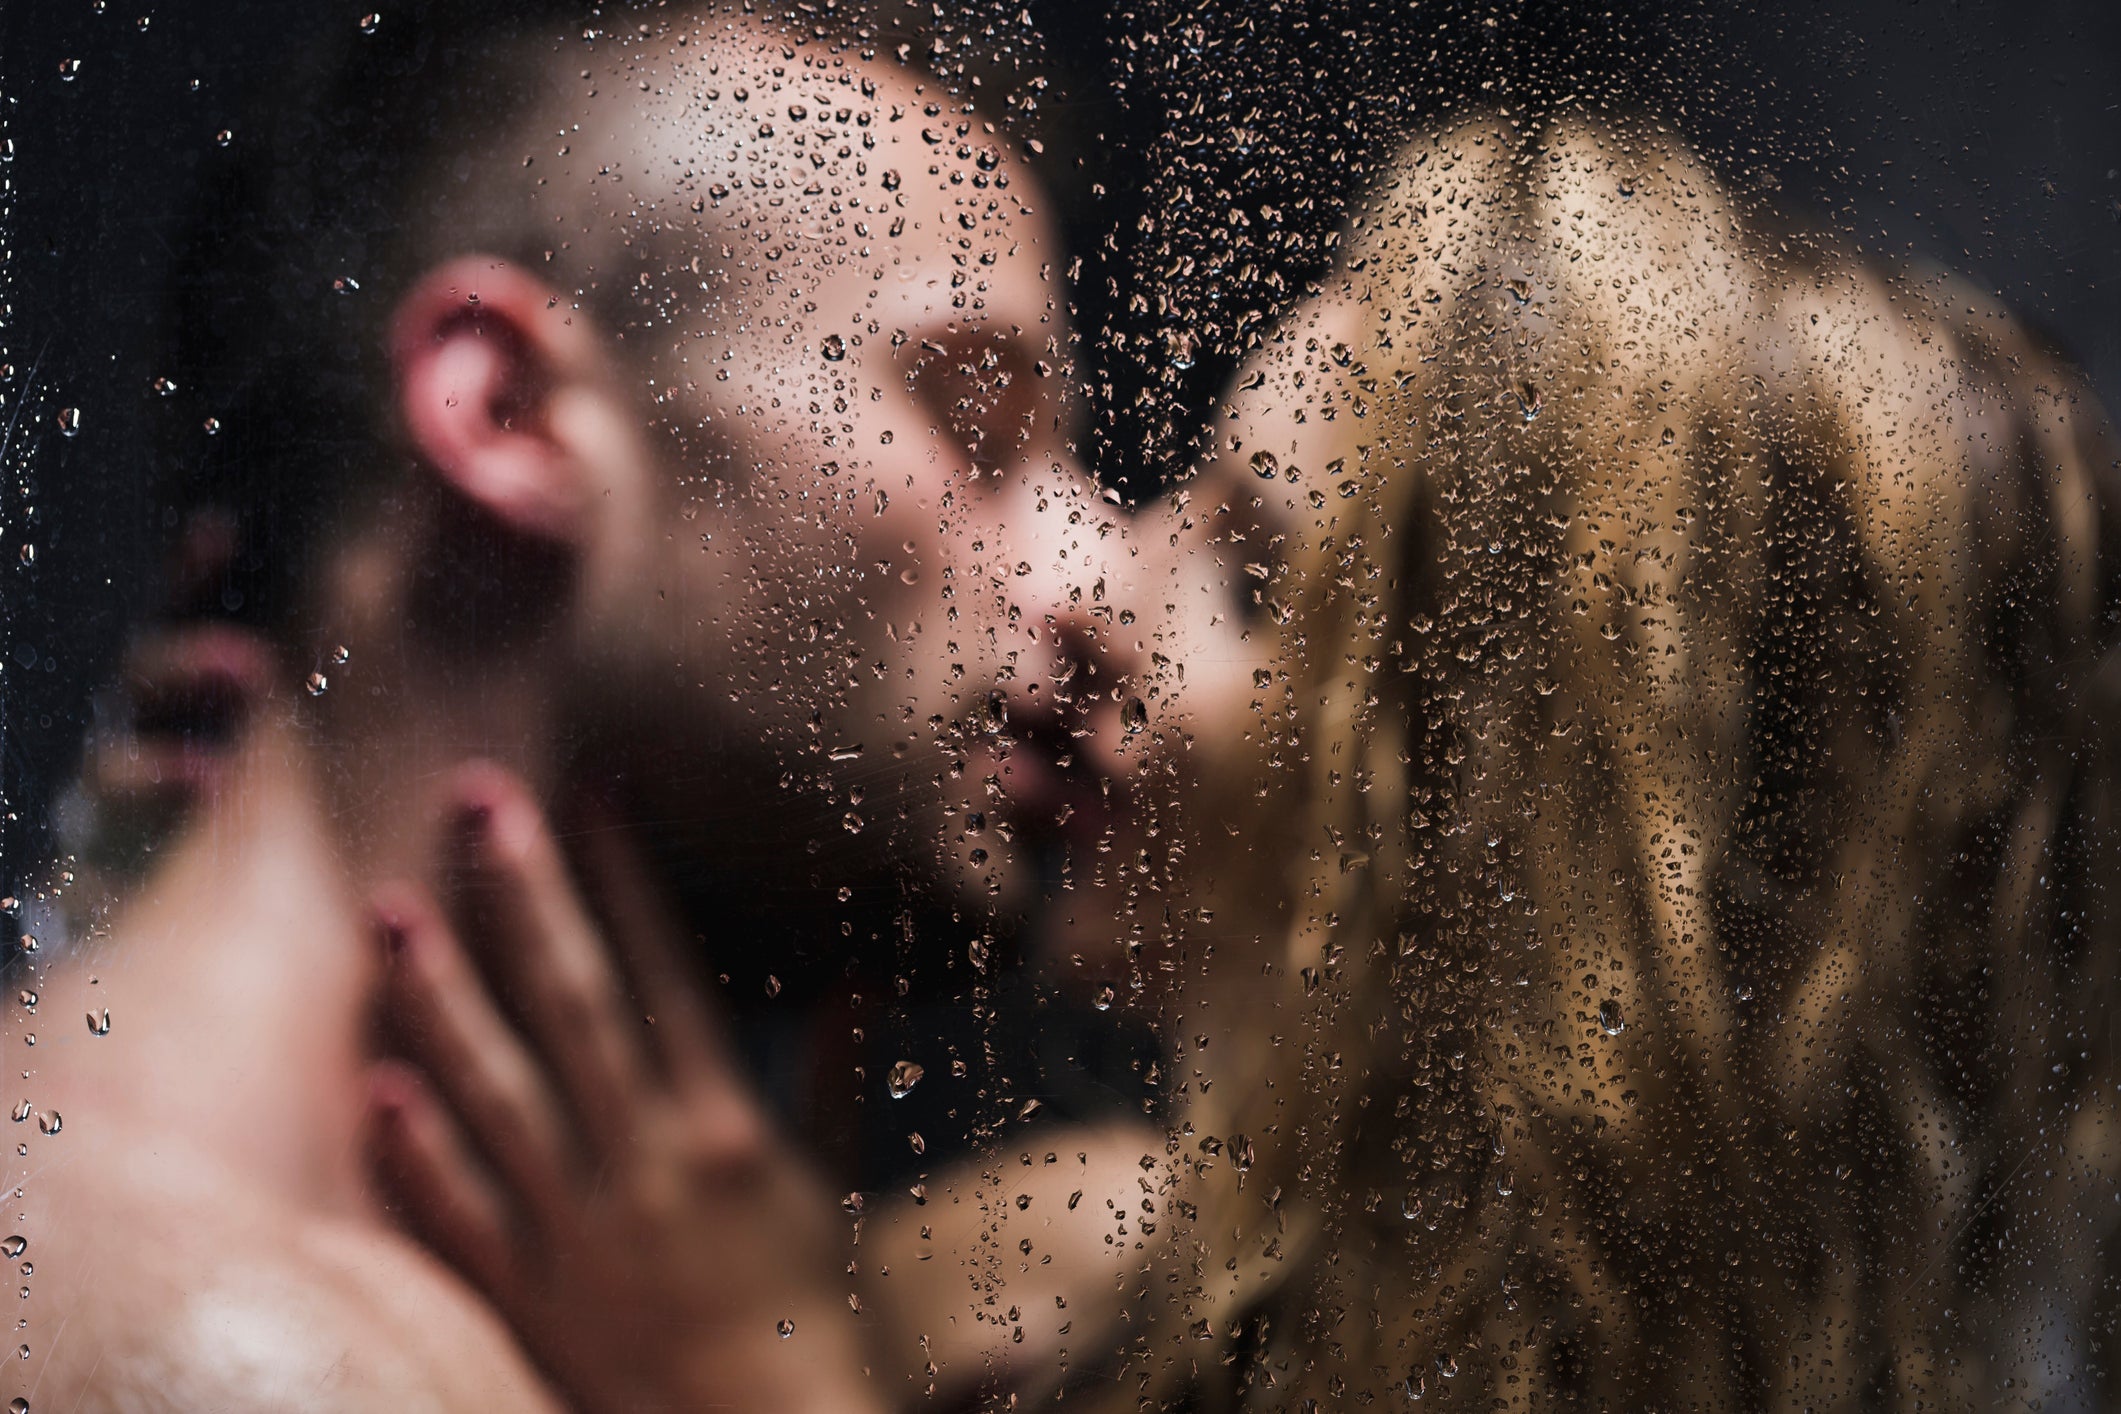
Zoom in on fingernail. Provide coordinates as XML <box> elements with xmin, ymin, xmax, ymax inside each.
<box><xmin>368</xmin><ymin>1065</ymin><xmax>416</xmax><ymax>1116</ymax></box>
<box><xmin>371</xmin><ymin>1089</ymin><xmax>409</xmax><ymax>1132</ymax></box>
<box><xmin>375</xmin><ymin>912</ymin><xmax>409</xmax><ymax>958</ymax></box>
<box><xmin>458</xmin><ymin>799</ymin><xmax>493</xmax><ymax>837</ymax></box>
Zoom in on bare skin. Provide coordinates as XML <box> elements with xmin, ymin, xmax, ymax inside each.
<box><xmin>368</xmin><ymin>765</ymin><xmax>879</xmax><ymax>1414</ymax></box>
<box><xmin>20</xmin><ymin>722</ymin><xmax>566</xmax><ymax>1412</ymax></box>
<box><xmin>6</xmin><ymin>19</ymin><xmax>1244</xmax><ymax>1410</ymax></box>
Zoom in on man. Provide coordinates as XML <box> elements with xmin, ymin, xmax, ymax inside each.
<box><xmin>11</xmin><ymin>6</ymin><xmax>1270</xmax><ymax>1409</ymax></box>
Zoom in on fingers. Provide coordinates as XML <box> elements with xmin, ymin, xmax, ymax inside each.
<box><xmin>367</xmin><ymin>1060</ymin><xmax>519</xmax><ymax>1303</ymax></box>
<box><xmin>444</xmin><ymin>764</ymin><xmax>650</xmax><ymax>1159</ymax></box>
<box><xmin>376</xmin><ymin>886</ymin><xmax>576</xmax><ymax>1228</ymax></box>
<box><xmin>570</xmin><ymin>802</ymin><xmax>721</xmax><ymax>1086</ymax></box>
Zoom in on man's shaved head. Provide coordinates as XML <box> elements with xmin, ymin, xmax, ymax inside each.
<box><xmin>144</xmin><ymin>0</ymin><xmax>1172</xmax><ymax>940</ymax></box>
<box><xmin>164</xmin><ymin>2</ymin><xmax>1052</xmax><ymax>632</ymax></box>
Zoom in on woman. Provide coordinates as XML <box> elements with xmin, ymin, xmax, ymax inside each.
<box><xmin>1146</xmin><ymin>110</ymin><xmax>2121</xmax><ymax>1409</ymax></box>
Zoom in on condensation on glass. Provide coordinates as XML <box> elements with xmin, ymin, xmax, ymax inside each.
<box><xmin>4</xmin><ymin>3</ymin><xmax>2120</xmax><ymax>1412</ymax></box>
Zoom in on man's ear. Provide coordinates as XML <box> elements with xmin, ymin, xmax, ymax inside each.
<box><xmin>391</xmin><ymin>255</ymin><xmax>599</xmax><ymax>546</ymax></box>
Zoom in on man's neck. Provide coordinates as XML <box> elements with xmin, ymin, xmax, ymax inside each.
<box><xmin>33</xmin><ymin>711</ymin><xmax>378</xmax><ymax>1215</ymax></box>
<box><xmin>36</xmin><ymin>638</ymin><xmax>565</xmax><ymax>1220</ymax></box>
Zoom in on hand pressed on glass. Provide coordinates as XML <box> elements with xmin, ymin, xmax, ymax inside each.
<box><xmin>367</xmin><ymin>763</ymin><xmax>880</xmax><ymax>1414</ymax></box>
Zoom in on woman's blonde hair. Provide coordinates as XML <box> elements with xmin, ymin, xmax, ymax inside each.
<box><xmin>1130</xmin><ymin>111</ymin><xmax>2121</xmax><ymax>1410</ymax></box>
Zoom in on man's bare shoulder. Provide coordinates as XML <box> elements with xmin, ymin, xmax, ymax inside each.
<box><xmin>26</xmin><ymin>1152</ymin><xmax>559</xmax><ymax>1413</ymax></box>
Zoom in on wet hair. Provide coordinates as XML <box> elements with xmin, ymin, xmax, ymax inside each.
<box><xmin>1139</xmin><ymin>112</ymin><xmax>2121</xmax><ymax>1409</ymax></box>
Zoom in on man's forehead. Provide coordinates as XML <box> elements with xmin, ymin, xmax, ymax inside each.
<box><xmin>536</xmin><ymin>24</ymin><xmax>1037</xmax><ymax>231</ymax></box>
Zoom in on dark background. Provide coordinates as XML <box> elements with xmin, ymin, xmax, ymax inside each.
<box><xmin>2</xmin><ymin>0</ymin><xmax>2117</xmax><ymax>889</ymax></box>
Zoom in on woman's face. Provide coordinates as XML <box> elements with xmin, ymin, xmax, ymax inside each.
<box><xmin>1027</xmin><ymin>313</ymin><xmax>1348</xmax><ymax>1004</ymax></box>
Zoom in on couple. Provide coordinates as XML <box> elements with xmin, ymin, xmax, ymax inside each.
<box><xmin>25</xmin><ymin>7</ymin><xmax>1274</xmax><ymax>1411</ymax></box>
<box><xmin>24</xmin><ymin>4</ymin><xmax>2121</xmax><ymax>1412</ymax></box>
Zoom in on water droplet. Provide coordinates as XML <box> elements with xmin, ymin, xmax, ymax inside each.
<box><xmin>887</xmin><ymin>1060</ymin><xmax>925</xmax><ymax>1099</ymax></box>
<box><xmin>1092</xmin><ymin>983</ymin><xmax>1115</xmax><ymax>1011</ymax></box>
<box><xmin>11</xmin><ymin>1394</ymin><xmax>29</xmax><ymax>1412</ymax></box>
<box><xmin>840</xmin><ymin>1192</ymin><xmax>866</xmax><ymax>1214</ymax></box>
<box><xmin>0</xmin><ymin>1238</ymin><xmax>23</xmax><ymax>1260</ymax></box>
<box><xmin>214</xmin><ymin>129</ymin><xmax>233</xmax><ymax>148</ymax></box>
<box><xmin>827</xmin><ymin>743</ymin><xmax>863</xmax><ymax>762</ymax></box>
<box><xmin>1597</xmin><ymin>999</ymin><xmax>1625</xmax><ymax>1036</ymax></box>
<box><xmin>35</xmin><ymin>1112</ymin><xmax>59</xmax><ymax>1137</ymax></box>
<box><xmin>973</xmin><ymin>690</ymin><xmax>1008</xmax><ymax>735</ymax></box>
<box><xmin>16</xmin><ymin>546</ymin><xmax>33</xmax><ymax>568</ymax></box>
<box><xmin>85</xmin><ymin>1009</ymin><xmax>109</xmax><ymax>1037</ymax></box>
<box><xmin>151</xmin><ymin>376</ymin><xmax>177</xmax><ymax>396</ymax></box>
<box><xmin>763</xmin><ymin>974</ymin><xmax>782</xmax><ymax>999</ymax></box>
<box><xmin>1248</xmin><ymin>450</ymin><xmax>1279</xmax><ymax>480</ymax></box>
<box><xmin>907</xmin><ymin>1131</ymin><xmax>926</xmax><ymax>1155</ymax></box>
<box><xmin>330</xmin><ymin>645</ymin><xmax>351</xmax><ymax>665</ymax></box>
<box><xmin>1229</xmin><ymin>1133</ymin><xmax>1255</xmax><ymax>1172</ymax></box>
<box><xmin>819</xmin><ymin>333</ymin><xmax>846</xmax><ymax>362</ymax></box>
<box><xmin>7</xmin><ymin>1103</ymin><xmax>26</xmax><ymax>1125</ymax></box>
<box><xmin>776</xmin><ymin>1317</ymin><xmax>795</xmax><ymax>1339</ymax></box>
<box><xmin>1252</xmin><ymin>668</ymin><xmax>1272</xmax><ymax>689</ymax></box>
<box><xmin>358</xmin><ymin>11</ymin><xmax>380</xmax><ymax>33</ymax></box>
<box><xmin>202</xmin><ymin>417</ymin><xmax>221</xmax><ymax>435</ymax></box>
<box><xmin>55</xmin><ymin>408</ymin><xmax>81</xmax><ymax>437</ymax></box>
<box><xmin>1120</xmin><ymin>697</ymin><xmax>1148</xmax><ymax>734</ymax></box>
<box><xmin>305</xmin><ymin>671</ymin><xmax>328</xmax><ymax>697</ymax></box>
<box><xmin>57</xmin><ymin>60</ymin><xmax>82</xmax><ymax>81</ymax></box>
<box><xmin>880</xmin><ymin>169</ymin><xmax>901</xmax><ymax>191</ymax></box>
<box><xmin>332</xmin><ymin>275</ymin><xmax>361</xmax><ymax>296</ymax></box>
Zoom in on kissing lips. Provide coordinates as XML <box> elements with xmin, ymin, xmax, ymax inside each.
<box><xmin>983</xmin><ymin>697</ymin><xmax>1137</xmax><ymax>850</ymax></box>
